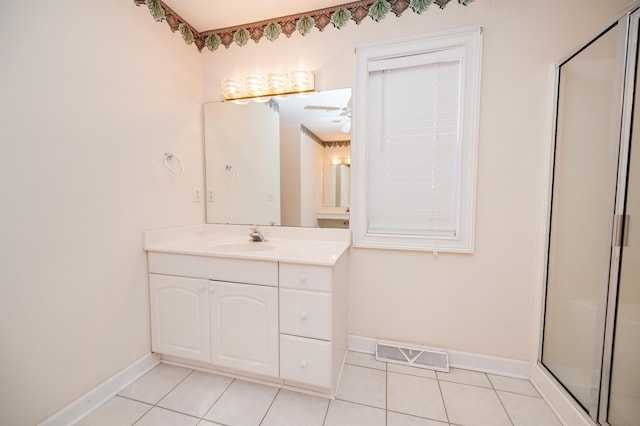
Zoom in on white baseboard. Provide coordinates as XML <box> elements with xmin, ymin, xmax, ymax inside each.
<box><xmin>348</xmin><ymin>335</ymin><xmax>529</xmax><ymax>379</ymax></box>
<box><xmin>39</xmin><ymin>353</ymin><xmax>161</xmax><ymax>426</ymax></box>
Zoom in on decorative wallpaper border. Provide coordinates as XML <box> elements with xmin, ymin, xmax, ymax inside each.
<box><xmin>301</xmin><ymin>125</ymin><xmax>351</xmax><ymax>148</ymax></box>
<box><xmin>134</xmin><ymin>0</ymin><xmax>474</xmax><ymax>52</ymax></box>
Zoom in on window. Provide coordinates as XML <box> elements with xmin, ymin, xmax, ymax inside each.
<box><xmin>353</xmin><ymin>27</ymin><xmax>482</xmax><ymax>253</ymax></box>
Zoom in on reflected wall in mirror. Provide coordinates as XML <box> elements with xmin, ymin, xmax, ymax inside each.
<box><xmin>323</xmin><ymin>164</ymin><xmax>350</xmax><ymax>208</ymax></box>
<box><xmin>204</xmin><ymin>88</ymin><xmax>351</xmax><ymax>228</ymax></box>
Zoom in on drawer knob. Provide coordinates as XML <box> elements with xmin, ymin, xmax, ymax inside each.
<box><xmin>300</xmin><ymin>360</ymin><xmax>307</xmax><ymax>368</ymax></box>
<box><xmin>299</xmin><ymin>274</ymin><xmax>307</xmax><ymax>283</ymax></box>
<box><xmin>299</xmin><ymin>312</ymin><xmax>308</xmax><ymax>321</ymax></box>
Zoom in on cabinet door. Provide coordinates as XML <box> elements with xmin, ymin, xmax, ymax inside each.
<box><xmin>149</xmin><ymin>274</ymin><xmax>210</xmax><ymax>362</ymax></box>
<box><xmin>209</xmin><ymin>281</ymin><xmax>279</xmax><ymax>377</ymax></box>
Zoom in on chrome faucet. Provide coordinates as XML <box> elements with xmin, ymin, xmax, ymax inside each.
<box><xmin>249</xmin><ymin>225</ymin><xmax>266</xmax><ymax>242</ymax></box>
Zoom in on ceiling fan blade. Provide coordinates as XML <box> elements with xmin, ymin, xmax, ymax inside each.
<box><xmin>304</xmin><ymin>105</ymin><xmax>342</xmax><ymax>111</ymax></box>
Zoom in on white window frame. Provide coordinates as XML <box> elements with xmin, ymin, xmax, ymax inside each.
<box><xmin>352</xmin><ymin>27</ymin><xmax>482</xmax><ymax>253</ymax></box>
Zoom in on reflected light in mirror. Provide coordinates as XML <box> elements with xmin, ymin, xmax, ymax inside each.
<box><xmin>331</xmin><ymin>157</ymin><xmax>350</xmax><ymax>165</ymax></box>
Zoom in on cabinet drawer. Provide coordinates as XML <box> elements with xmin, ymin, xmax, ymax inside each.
<box><xmin>279</xmin><ymin>263</ymin><xmax>332</xmax><ymax>291</ymax></box>
<box><xmin>148</xmin><ymin>252</ymin><xmax>278</xmax><ymax>286</ymax></box>
<box><xmin>280</xmin><ymin>335</ymin><xmax>331</xmax><ymax>389</ymax></box>
<box><xmin>280</xmin><ymin>289</ymin><xmax>331</xmax><ymax>340</ymax></box>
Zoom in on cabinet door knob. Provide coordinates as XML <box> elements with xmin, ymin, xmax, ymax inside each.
<box><xmin>209</xmin><ymin>286</ymin><xmax>215</xmax><ymax>293</ymax></box>
<box><xmin>299</xmin><ymin>274</ymin><xmax>307</xmax><ymax>283</ymax></box>
<box><xmin>300</xmin><ymin>360</ymin><xmax>307</xmax><ymax>368</ymax></box>
<box><xmin>198</xmin><ymin>284</ymin><xmax>205</xmax><ymax>291</ymax></box>
<box><xmin>299</xmin><ymin>312</ymin><xmax>308</xmax><ymax>321</ymax></box>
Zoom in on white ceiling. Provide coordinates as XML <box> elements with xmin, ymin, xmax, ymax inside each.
<box><xmin>278</xmin><ymin>88</ymin><xmax>351</xmax><ymax>141</ymax></box>
<box><xmin>163</xmin><ymin>0</ymin><xmax>345</xmax><ymax>32</ymax></box>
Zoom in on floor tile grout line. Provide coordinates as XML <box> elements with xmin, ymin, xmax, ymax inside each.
<box><xmin>495</xmin><ymin>388</ymin><xmax>545</xmax><ymax>398</ymax></box>
<box><xmin>386</xmin><ymin>408</ymin><xmax>452</xmax><ymax>424</ymax></box>
<box><xmin>435</xmin><ymin>374</ymin><xmax>451</xmax><ymax>424</ymax></box>
<box><xmin>439</xmin><ymin>377</ymin><xmax>544</xmax><ymax>398</ymax></box>
<box><xmin>258</xmin><ymin>386</ymin><xmax>281</xmax><ymax>425</ymax></box>
<box><xmin>488</xmin><ymin>374</ymin><xmax>546</xmax><ymax>398</ymax></box>
<box><xmin>385</xmin><ymin>366</ymin><xmax>388</xmax><ymax>426</ymax></box>
<box><xmin>388</xmin><ymin>369</ymin><xmax>438</xmax><ymax>382</ymax></box>
<box><xmin>136</xmin><ymin>405</ymin><xmax>202</xmax><ymax>423</ymax></box>
<box><xmin>344</xmin><ymin>361</ymin><xmax>387</xmax><ymax>372</ymax></box>
<box><xmin>115</xmin><ymin>365</ymin><xmax>194</xmax><ymax>408</ymax></box>
<box><xmin>334</xmin><ymin>395</ymin><xmax>387</xmax><ymax>411</ymax></box>
<box><xmin>129</xmin><ymin>401</ymin><xmax>154</xmax><ymax>426</ymax></box>
<box><xmin>437</xmin><ymin>378</ymin><xmax>494</xmax><ymax>390</ymax></box>
<box><xmin>487</xmin><ymin>373</ymin><xmax>515</xmax><ymax>426</ymax></box>
<box><xmin>199</xmin><ymin>377</ymin><xmax>236</xmax><ymax>423</ymax></box>
<box><xmin>145</xmin><ymin>367</ymin><xmax>196</xmax><ymax>422</ymax></box>
<box><xmin>494</xmin><ymin>387</ymin><xmax>516</xmax><ymax>426</ymax></box>
<box><xmin>112</xmin><ymin>394</ymin><xmax>155</xmax><ymax>407</ymax></box>
<box><xmin>123</xmin><ymin>366</ymin><xmax>234</xmax><ymax>424</ymax></box>
<box><xmin>320</xmin><ymin>396</ymin><xmax>332</xmax><ymax>426</ymax></box>
<box><xmin>151</xmin><ymin>366</ymin><xmax>195</xmax><ymax>407</ymax></box>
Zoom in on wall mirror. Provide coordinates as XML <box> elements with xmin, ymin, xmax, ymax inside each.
<box><xmin>204</xmin><ymin>88</ymin><xmax>351</xmax><ymax>228</ymax></box>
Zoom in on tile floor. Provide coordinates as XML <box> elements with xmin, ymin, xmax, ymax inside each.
<box><xmin>76</xmin><ymin>351</ymin><xmax>562</xmax><ymax>426</ymax></box>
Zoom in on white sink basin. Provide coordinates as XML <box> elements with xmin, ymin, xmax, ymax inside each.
<box><xmin>211</xmin><ymin>241</ymin><xmax>275</xmax><ymax>252</ymax></box>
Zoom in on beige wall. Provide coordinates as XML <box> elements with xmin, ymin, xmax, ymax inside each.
<box><xmin>300</xmin><ymin>130</ymin><xmax>324</xmax><ymax>227</ymax></box>
<box><xmin>203</xmin><ymin>0</ymin><xmax>630</xmax><ymax>360</ymax></box>
<box><xmin>0</xmin><ymin>2</ymin><xmax>202</xmax><ymax>425</ymax></box>
<box><xmin>280</xmin><ymin>126</ymin><xmax>302</xmax><ymax>226</ymax></box>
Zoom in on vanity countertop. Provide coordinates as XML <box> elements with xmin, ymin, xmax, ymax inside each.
<box><xmin>316</xmin><ymin>207</ymin><xmax>350</xmax><ymax>221</ymax></box>
<box><xmin>144</xmin><ymin>224</ymin><xmax>350</xmax><ymax>266</ymax></box>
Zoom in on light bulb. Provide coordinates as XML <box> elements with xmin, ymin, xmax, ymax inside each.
<box><xmin>221</xmin><ymin>78</ymin><xmax>244</xmax><ymax>100</ymax></box>
<box><xmin>267</xmin><ymin>73</ymin><xmax>289</xmax><ymax>95</ymax></box>
<box><xmin>288</xmin><ymin>70</ymin><xmax>314</xmax><ymax>92</ymax></box>
<box><xmin>243</xmin><ymin>75</ymin><xmax>267</xmax><ymax>97</ymax></box>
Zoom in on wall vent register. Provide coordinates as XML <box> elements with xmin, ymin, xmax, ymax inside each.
<box><xmin>376</xmin><ymin>340</ymin><xmax>449</xmax><ymax>372</ymax></box>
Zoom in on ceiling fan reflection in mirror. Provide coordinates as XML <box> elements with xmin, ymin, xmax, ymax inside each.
<box><xmin>277</xmin><ymin>88</ymin><xmax>351</xmax><ymax>140</ymax></box>
<box><xmin>304</xmin><ymin>103</ymin><xmax>351</xmax><ymax>133</ymax></box>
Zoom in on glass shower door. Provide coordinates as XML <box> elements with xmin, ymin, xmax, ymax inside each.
<box><xmin>541</xmin><ymin>20</ymin><xmax>626</xmax><ymax>415</ymax></box>
<box><xmin>606</xmin><ymin>21</ymin><xmax>640</xmax><ymax>422</ymax></box>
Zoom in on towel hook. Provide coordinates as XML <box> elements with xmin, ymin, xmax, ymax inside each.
<box><xmin>225</xmin><ymin>164</ymin><xmax>240</xmax><ymax>181</ymax></box>
<box><xmin>164</xmin><ymin>153</ymin><xmax>184</xmax><ymax>176</ymax></box>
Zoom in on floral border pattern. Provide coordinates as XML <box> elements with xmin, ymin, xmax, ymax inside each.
<box><xmin>134</xmin><ymin>0</ymin><xmax>474</xmax><ymax>53</ymax></box>
<box><xmin>301</xmin><ymin>125</ymin><xmax>351</xmax><ymax>148</ymax></box>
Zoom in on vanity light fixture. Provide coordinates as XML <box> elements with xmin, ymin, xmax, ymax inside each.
<box><xmin>222</xmin><ymin>70</ymin><xmax>314</xmax><ymax>103</ymax></box>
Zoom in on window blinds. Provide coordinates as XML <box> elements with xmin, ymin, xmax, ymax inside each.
<box><xmin>366</xmin><ymin>52</ymin><xmax>463</xmax><ymax>237</ymax></box>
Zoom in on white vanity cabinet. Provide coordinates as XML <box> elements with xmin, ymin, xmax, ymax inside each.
<box><xmin>148</xmin><ymin>252</ymin><xmax>280</xmax><ymax>378</ymax></box>
<box><xmin>144</xmin><ymin>225</ymin><xmax>349</xmax><ymax>397</ymax></box>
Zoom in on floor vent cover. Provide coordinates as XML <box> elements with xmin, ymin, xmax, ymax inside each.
<box><xmin>376</xmin><ymin>341</ymin><xmax>449</xmax><ymax>372</ymax></box>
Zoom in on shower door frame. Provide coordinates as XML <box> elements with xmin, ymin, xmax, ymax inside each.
<box><xmin>539</xmin><ymin>4</ymin><xmax>640</xmax><ymax>425</ymax></box>
<box><xmin>597</xmin><ymin>9</ymin><xmax>640</xmax><ymax>425</ymax></box>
